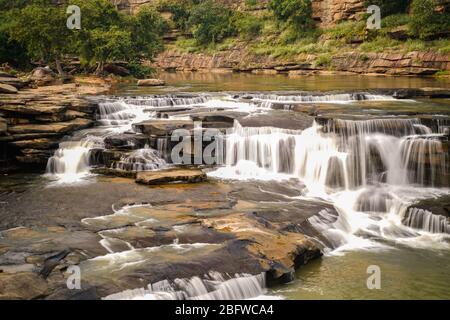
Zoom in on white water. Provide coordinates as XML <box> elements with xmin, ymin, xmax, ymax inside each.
<box><xmin>239</xmin><ymin>93</ymin><xmax>397</xmax><ymax>108</ymax></box>
<box><xmin>103</xmin><ymin>272</ymin><xmax>273</xmax><ymax>300</ymax></box>
<box><xmin>209</xmin><ymin>118</ymin><xmax>450</xmax><ymax>253</ymax></box>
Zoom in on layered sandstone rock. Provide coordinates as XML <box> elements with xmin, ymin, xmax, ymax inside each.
<box><xmin>0</xmin><ymin>80</ymin><xmax>109</xmax><ymax>170</ymax></box>
<box><xmin>154</xmin><ymin>48</ymin><xmax>450</xmax><ymax>76</ymax></box>
<box><xmin>312</xmin><ymin>0</ymin><xmax>366</xmax><ymax>27</ymax></box>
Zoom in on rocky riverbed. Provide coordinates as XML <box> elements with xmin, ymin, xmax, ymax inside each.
<box><xmin>1</xmin><ymin>74</ymin><xmax>449</xmax><ymax>300</ymax></box>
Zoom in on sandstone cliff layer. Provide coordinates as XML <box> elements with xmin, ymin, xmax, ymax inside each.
<box><xmin>154</xmin><ymin>48</ymin><xmax>450</xmax><ymax>76</ymax></box>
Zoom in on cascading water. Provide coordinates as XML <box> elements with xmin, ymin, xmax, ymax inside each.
<box><xmin>210</xmin><ymin>116</ymin><xmax>450</xmax><ymax>252</ymax></box>
<box><xmin>103</xmin><ymin>272</ymin><xmax>269</xmax><ymax>300</ymax></box>
<box><xmin>45</xmin><ymin>95</ymin><xmax>211</xmax><ymax>182</ymax></box>
<box><xmin>113</xmin><ymin>147</ymin><xmax>167</xmax><ymax>172</ymax></box>
<box><xmin>241</xmin><ymin>93</ymin><xmax>397</xmax><ymax>109</ymax></box>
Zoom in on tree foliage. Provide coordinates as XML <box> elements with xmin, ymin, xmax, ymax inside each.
<box><xmin>410</xmin><ymin>0</ymin><xmax>450</xmax><ymax>39</ymax></box>
<box><xmin>1</xmin><ymin>0</ymin><xmax>166</xmax><ymax>74</ymax></box>
<box><xmin>268</xmin><ymin>0</ymin><xmax>314</xmax><ymax>31</ymax></box>
<box><xmin>188</xmin><ymin>0</ymin><xmax>236</xmax><ymax>45</ymax></box>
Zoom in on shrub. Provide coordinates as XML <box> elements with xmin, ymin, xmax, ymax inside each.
<box><xmin>234</xmin><ymin>13</ymin><xmax>263</xmax><ymax>40</ymax></box>
<box><xmin>268</xmin><ymin>0</ymin><xmax>314</xmax><ymax>31</ymax></box>
<box><xmin>410</xmin><ymin>0</ymin><xmax>450</xmax><ymax>40</ymax></box>
<box><xmin>316</xmin><ymin>53</ymin><xmax>332</xmax><ymax>67</ymax></box>
<box><xmin>188</xmin><ymin>0</ymin><xmax>236</xmax><ymax>45</ymax></box>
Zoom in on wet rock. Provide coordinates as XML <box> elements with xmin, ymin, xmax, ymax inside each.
<box><xmin>133</xmin><ymin>120</ymin><xmax>193</xmax><ymax>136</ymax></box>
<box><xmin>408</xmin><ymin>195</ymin><xmax>450</xmax><ymax>218</ymax></box>
<box><xmin>0</xmin><ymin>83</ymin><xmax>18</xmax><ymax>94</ymax></box>
<box><xmin>136</xmin><ymin>168</ymin><xmax>207</xmax><ymax>185</ymax></box>
<box><xmin>137</xmin><ymin>79</ymin><xmax>165</xmax><ymax>86</ymax></box>
<box><xmin>91</xmin><ymin>167</ymin><xmax>137</xmax><ymax>179</ymax></box>
<box><xmin>0</xmin><ymin>272</ymin><xmax>49</xmax><ymax>300</ymax></box>
<box><xmin>10</xmin><ymin>138</ymin><xmax>60</xmax><ymax>150</ymax></box>
<box><xmin>104</xmin><ymin>133</ymin><xmax>149</xmax><ymax>150</ymax></box>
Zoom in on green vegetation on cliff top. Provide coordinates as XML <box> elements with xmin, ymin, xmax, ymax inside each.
<box><xmin>0</xmin><ymin>0</ymin><xmax>449</xmax><ymax>74</ymax></box>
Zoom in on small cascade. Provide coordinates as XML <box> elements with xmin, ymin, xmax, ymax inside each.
<box><xmin>46</xmin><ymin>136</ymin><xmax>105</xmax><ymax>182</ymax></box>
<box><xmin>403</xmin><ymin>208</ymin><xmax>450</xmax><ymax>234</ymax></box>
<box><xmin>400</xmin><ymin>136</ymin><xmax>448</xmax><ymax>187</ymax></box>
<box><xmin>113</xmin><ymin>147</ymin><xmax>167</xmax><ymax>172</ymax></box>
<box><xmin>211</xmin><ymin>116</ymin><xmax>450</xmax><ymax>253</ymax></box>
<box><xmin>103</xmin><ymin>272</ymin><xmax>268</xmax><ymax>300</ymax></box>
<box><xmin>324</xmin><ymin>118</ymin><xmax>426</xmax><ymax>137</ymax></box>
<box><xmin>110</xmin><ymin>95</ymin><xmax>210</xmax><ymax>107</ymax></box>
<box><xmin>45</xmin><ymin>94</ymin><xmax>210</xmax><ymax>182</ymax></box>
<box><xmin>249</xmin><ymin>93</ymin><xmax>396</xmax><ymax>107</ymax></box>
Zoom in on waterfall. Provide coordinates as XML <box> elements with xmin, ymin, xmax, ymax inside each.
<box><xmin>401</xmin><ymin>136</ymin><xmax>448</xmax><ymax>187</ymax></box>
<box><xmin>247</xmin><ymin>93</ymin><xmax>396</xmax><ymax>107</ymax></box>
<box><xmin>103</xmin><ymin>272</ymin><xmax>269</xmax><ymax>300</ymax></box>
<box><xmin>45</xmin><ymin>136</ymin><xmax>105</xmax><ymax>182</ymax></box>
<box><xmin>45</xmin><ymin>95</ymin><xmax>208</xmax><ymax>182</ymax></box>
<box><xmin>403</xmin><ymin>208</ymin><xmax>450</xmax><ymax>234</ymax></box>
<box><xmin>113</xmin><ymin>147</ymin><xmax>167</xmax><ymax>172</ymax></box>
<box><xmin>210</xmin><ymin>117</ymin><xmax>450</xmax><ymax>252</ymax></box>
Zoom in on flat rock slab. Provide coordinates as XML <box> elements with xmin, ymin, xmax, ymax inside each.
<box><xmin>0</xmin><ymin>104</ymin><xmax>67</xmax><ymax>115</ymax></box>
<box><xmin>0</xmin><ymin>116</ymin><xmax>6</xmax><ymax>134</ymax></box>
<box><xmin>136</xmin><ymin>168</ymin><xmax>207</xmax><ymax>185</ymax></box>
<box><xmin>0</xmin><ymin>83</ymin><xmax>18</xmax><ymax>94</ymax></box>
<box><xmin>137</xmin><ymin>79</ymin><xmax>165</xmax><ymax>86</ymax></box>
<box><xmin>133</xmin><ymin>120</ymin><xmax>193</xmax><ymax>136</ymax></box>
<box><xmin>8</xmin><ymin>118</ymin><xmax>93</xmax><ymax>134</ymax></box>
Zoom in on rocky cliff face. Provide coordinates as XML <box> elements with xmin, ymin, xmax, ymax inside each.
<box><xmin>312</xmin><ymin>0</ymin><xmax>366</xmax><ymax>26</ymax></box>
<box><xmin>154</xmin><ymin>47</ymin><xmax>450</xmax><ymax>76</ymax></box>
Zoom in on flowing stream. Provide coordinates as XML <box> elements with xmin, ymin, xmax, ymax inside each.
<box><xmin>36</xmin><ymin>75</ymin><xmax>450</xmax><ymax>299</ymax></box>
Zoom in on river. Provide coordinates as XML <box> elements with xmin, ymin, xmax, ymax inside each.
<box><xmin>1</xmin><ymin>73</ymin><xmax>449</xmax><ymax>300</ymax></box>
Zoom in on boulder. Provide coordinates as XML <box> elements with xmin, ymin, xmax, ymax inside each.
<box><xmin>137</xmin><ymin>79</ymin><xmax>166</xmax><ymax>86</ymax></box>
<box><xmin>136</xmin><ymin>168</ymin><xmax>207</xmax><ymax>185</ymax></box>
<box><xmin>0</xmin><ymin>83</ymin><xmax>18</xmax><ymax>94</ymax></box>
<box><xmin>28</xmin><ymin>67</ymin><xmax>57</xmax><ymax>86</ymax></box>
<box><xmin>0</xmin><ymin>272</ymin><xmax>49</xmax><ymax>300</ymax></box>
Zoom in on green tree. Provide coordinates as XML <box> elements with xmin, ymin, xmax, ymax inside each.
<box><xmin>410</xmin><ymin>0</ymin><xmax>450</xmax><ymax>39</ymax></box>
<box><xmin>268</xmin><ymin>0</ymin><xmax>314</xmax><ymax>31</ymax></box>
<box><xmin>188</xmin><ymin>0</ymin><xmax>236</xmax><ymax>45</ymax></box>
<box><xmin>69</xmin><ymin>0</ymin><xmax>164</xmax><ymax>74</ymax></box>
<box><xmin>6</xmin><ymin>2</ymin><xmax>71</xmax><ymax>74</ymax></box>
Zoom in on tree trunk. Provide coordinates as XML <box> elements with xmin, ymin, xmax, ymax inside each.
<box><xmin>55</xmin><ymin>57</ymin><xmax>65</xmax><ymax>76</ymax></box>
<box><xmin>95</xmin><ymin>61</ymin><xmax>104</xmax><ymax>76</ymax></box>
